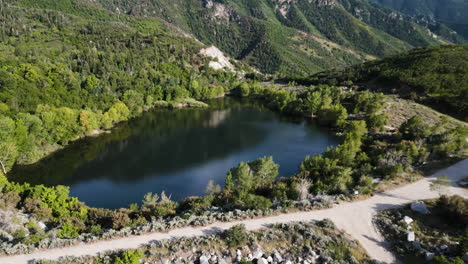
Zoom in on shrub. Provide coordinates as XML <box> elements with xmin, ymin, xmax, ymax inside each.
<box><xmin>243</xmin><ymin>194</ymin><xmax>272</xmax><ymax>210</ymax></box>
<box><xmin>0</xmin><ymin>192</ymin><xmax>21</xmax><ymax>209</ymax></box>
<box><xmin>179</xmin><ymin>196</ymin><xmax>213</xmax><ymax>213</ymax></box>
<box><xmin>90</xmin><ymin>224</ymin><xmax>102</xmax><ymax>235</ymax></box>
<box><xmin>111</xmin><ymin>211</ymin><xmax>131</xmax><ymax>229</ymax></box>
<box><xmin>431</xmin><ymin>256</ymin><xmax>465</xmax><ymax>264</ymax></box>
<box><xmin>87</xmin><ymin>207</ymin><xmax>112</xmax><ymax>227</ymax></box>
<box><xmin>115</xmin><ymin>250</ymin><xmax>143</xmax><ymax>264</ymax></box>
<box><xmin>58</xmin><ymin>221</ymin><xmax>80</xmax><ymax>238</ymax></box>
<box><xmin>12</xmin><ymin>228</ymin><xmax>27</xmax><ymax>241</ymax></box>
<box><xmin>436</xmin><ymin>195</ymin><xmax>467</xmax><ymax>226</ymax></box>
<box><xmin>224</xmin><ymin>224</ymin><xmax>249</xmax><ymax>247</ymax></box>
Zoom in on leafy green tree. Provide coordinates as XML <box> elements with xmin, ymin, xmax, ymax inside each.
<box><xmin>249</xmin><ymin>156</ymin><xmax>279</xmax><ymax>188</ymax></box>
<box><xmin>0</xmin><ymin>115</ymin><xmax>19</xmax><ymax>174</ymax></box>
<box><xmin>367</xmin><ymin>113</ymin><xmax>387</xmax><ymax>132</ymax></box>
<box><xmin>303</xmin><ymin>90</ymin><xmax>322</xmax><ymax>117</ymax></box>
<box><xmin>300</xmin><ymin>155</ymin><xmax>353</xmax><ymax>194</ymax></box>
<box><xmin>239</xmin><ymin>82</ymin><xmax>250</xmax><ymax>97</ymax></box>
<box><xmin>399</xmin><ymin>116</ymin><xmax>430</xmax><ymax>140</ymax></box>
<box><xmin>318</xmin><ymin>104</ymin><xmax>348</xmax><ymax>128</ymax></box>
<box><xmin>102</xmin><ymin>102</ymin><xmax>130</xmax><ymax>129</ymax></box>
<box><xmin>79</xmin><ymin>110</ymin><xmax>101</xmax><ymax>135</ymax></box>
<box><xmin>122</xmin><ymin>90</ymin><xmax>144</xmax><ymax>116</ymax></box>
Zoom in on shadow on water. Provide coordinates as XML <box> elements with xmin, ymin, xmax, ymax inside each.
<box><xmin>10</xmin><ymin>97</ymin><xmax>338</xmax><ymax>208</ymax></box>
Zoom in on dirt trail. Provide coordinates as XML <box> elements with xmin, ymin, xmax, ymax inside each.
<box><xmin>1</xmin><ymin>159</ymin><xmax>467</xmax><ymax>264</ymax></box>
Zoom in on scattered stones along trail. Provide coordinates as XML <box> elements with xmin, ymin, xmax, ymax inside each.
<box><xmin>1</xmin><ymin>159</ymin><xmax>467</xmax><ymax>264</ymax></box>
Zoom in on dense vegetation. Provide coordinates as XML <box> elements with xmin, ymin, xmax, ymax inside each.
<box><xmin>0</xmin><ymin>0</ymin><xmax>466</xmax><ymax>257</ymax></box>
<box><xmin>42</xmin><ymin>0</ymin><xmax>456</xmax><ymax>75</ymax></box>
<box><xmin>2</xmin><ymin>82</ymin><xmax>465</xmax><ymax>249</ymax></box>
<box><xmin>376</xmin><ymin>195</ymin><xmax>467</xmax><ymax>263</ymax></box>
<box><xmin>371</xmin><ymin>0</ymin><xmax>468</xmax><ymax>41</ymax></box>
<box><xmin>295</xmin><ymin>45</ymin><xmax>468</xmax><ymax>120</ymax></box>
<box><xmin>0</xmin><ymin>1</ymin><xmax>239</xmax><ymax>173</ymax></box>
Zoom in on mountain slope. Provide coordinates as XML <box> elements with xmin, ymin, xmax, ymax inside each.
<box><xmin>297</xmin><ymin>45</ymin><xmax>468</xmax><ymax>120</ymax></box>
<box><xmin>371</xmin><ymin>0</ymin><xmax>468</xmax><ymax>41</ymax></box>
<box><xmin>57</xmin><ymin>0</ymin><xmax>456</xmax><ymax>75</ymax></box>
<box><xmin>0</xmin><ymin>0</ymin><xmax>244</xmax><ymax>171</ymax></box>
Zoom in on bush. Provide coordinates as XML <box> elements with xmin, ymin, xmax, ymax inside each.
<box><xmin>115</xmin><ymin>249</ymin><xmax>143</xmax><ymax>264</ymax></box>
<box><xmin>436</xmin><ymin>195</ymin><xmax>467</xmax><ymax>226</ymax></box>
<box><xmin>0</xmin><ymin>192</ymin><xmax>21</xmax><ymax>209</ymax></box>
<box><xmin>431</xmin><ymin>256</ymin><xmax>465</xmax><ymax>264</ymax></box>
<box><xmin>58</xmin><ymin>221</ymin><xmax>80</xmax><ymax>238</ymax></box>
<box><xmin>243</xmin><ymin>194</ymin><xmax>272</xmax><ymax>210</ymax></box>
<box><xmin>224</xmin><ymin>224</ymin><xmax>249</xmax><ymax>247</ymax></box>
<box><xmin>111</xmin><ymin>211</ymin><xmax>131</xmax><ymax>229</ymax></box>
<box><xmin>90</xmin><ymin>224</ymin><xmax>102</xmax><ymax>235</ymax></box>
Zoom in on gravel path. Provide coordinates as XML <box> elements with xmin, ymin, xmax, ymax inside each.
<box><xmin>1</xmin><ymin>159</ymin><xmax>467</xmax><ymax>264</ymax></box>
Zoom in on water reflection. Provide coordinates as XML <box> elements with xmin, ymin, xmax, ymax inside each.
<box><xmin>10</xmin><ymin>98</ymin><xmax>338</xmax><ymax>208</ymax></box>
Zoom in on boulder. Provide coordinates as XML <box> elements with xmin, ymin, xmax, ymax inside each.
<box><xmin>253</xmin><ymin>250</ymin><xmax>263</xmax><ymax>259</ymax></box>
<box><xmin>257</xmin><ymin>258</ymin><xmax>268</xmax><ymax>264</ymax></box>
<box><xmin>425</xmin><ymin>252</ymin><xmax>435</xmax><ymax>261</ymax></box>
<box><xmin>199</xmin><ymin>255</ymin><xmax>209</xmax><ymax>264</ymax></box>
<box><xmin>462</xmin><ymin>252</ymin><xmax>468</xmax><ymax>262</ymax></box>
<box><xmin>236</xmin><ymin>249</ymin><xmax>242</xmax><ymax>256</ymax></box>
<box><xmin>267</xmin><ymin>256</ymin><xmax>273</xmax><ymax>262</ymax></box>
<box><xmin>407</xmin><ymin>232</ymin><xmax>415</xmax><ymax>242</ymax></box>
<box><xmin>411</xmin><ymin>202</ymin><xmax>430</xmax><ymax>214</ymax></box>
<box><xmin>210</xmin><ymin>255</ymin><xmax>217</xmax><ymax>262</ymax></box>
<box><xmin>412</xmin><ymin>241</ymin><xmax>423</xmax><ymax>250</ymax></box>
<box><xmin>402</xmin><ymin>216</ymin><xmax>413</xmax><ymax>225</ymax></box>
<box><xmin>439</xmin><ymin>245</ymin><xmax>449</xmax><ymax>251</ymax></box>
<box><xmin>37</xmin><ymin>222</ymin><xmax>47</xmax><ymax>230</ymax></box>
<box><xmin>372</xmin><ymin>178</ymin><xmax>382</xmax><ymax>184</ymax></box>
<box><xmin>274</xmin><ymin>252</ymin><xmax>283</xmax><ymax>262</ymax></box>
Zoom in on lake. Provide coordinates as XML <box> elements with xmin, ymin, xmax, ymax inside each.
<box><xmin>10</xmin><ymin>98</ymin><xmax>339</xmax><ymax>209</ymax></box>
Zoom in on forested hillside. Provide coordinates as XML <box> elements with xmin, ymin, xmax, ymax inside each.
<box><xmin>0</xmin><ymin>0</ymin><xmax>240</xmax><ymax>173</ymax></box>
<box><xmin>372</xmin><ymin>0</ymin><xmax>468</xmax><ymax>41</ymax></box>
<box><xmin>298</xmin><ymin>45</ymin><xmax>468</xmax><ymax>120</ymax></box>
<box><xmin>42</xmin><ymin>0</ymin><xmax>460</xmax><ymax>75</ymax></box>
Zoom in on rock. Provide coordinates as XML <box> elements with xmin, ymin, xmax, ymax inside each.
<box><xmin>37</xmin><ymin>222</ymin><xmax>47</xmax><ymax>230</ymax></box>
<box><xmin>372</xmin><ymin>178</ymin><xmax>382</xmax><ymax>184</ymax></box>
<box><xmin>411</xmin><ymin>202</ymin><xmax>430</xmax><ymax>214</ymax></box>
<box><xmin>425</xmin><ymin>252</ymin><xmax>435</xmax><ymax>261</ymax></box>
<box><xmin>253</xmin><ymin>250</ymin><xmax>263</xmax><ymax>259</ymax></box>
<box><xmin>402</xmin><ymin>216</ymin><xmax>413</xmax><ymax>225</ymax></box>
<box><xmin>274</xmin><ymin>252</ymin><xmax>283</xmax><ymax>262</ymax></box>
<box><xmin>236</xmin><ymin>249</ymin><xmax>242</xmax><ymax>256</ymax></box>
<box><xmin>354</xmin><ymin>190</ymin><xmax>359</xmax><ymax>195</ymax></box>
<box><xmin>412</xmin><ymin>241</ymin><xmax>423</xmax><ymax>250</ymax></box>
<box><xmin>257</xmin><ymin>258</ymin><xmax>268</xmax><ymax>264</ymax></box>
<box><xmin>267</xmin><ymin>256</ymin><xmax>273</xmax><ymax>262</ymax></box>
<box><xmin>407</xmin><ymin>232</ymin><xmax>415</xmax><ymax>242</ymax></box>
<box><xmin>199</xmin><ymin>255</ymin><xmax>209</xmax><ymax>264</ymax></box>
<box><xmin>439</xmin><ymin>245</ymin><xmax>449</xmax><ymax>251</ymax></box>
<box><xmin>462</xmin><ymin>252</ymin><xmax>468</xmax><ymax>262</ymax></box>
<box><xmin>210</xmin><ymin>255</ymin><xmax>217</xmax><ymax>262</ymax></box>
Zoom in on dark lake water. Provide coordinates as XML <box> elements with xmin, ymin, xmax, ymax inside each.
<box><xmin>10</xmin><ymin>98</ymin><xmax>339</xmax><ymax>209</ymax></box>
